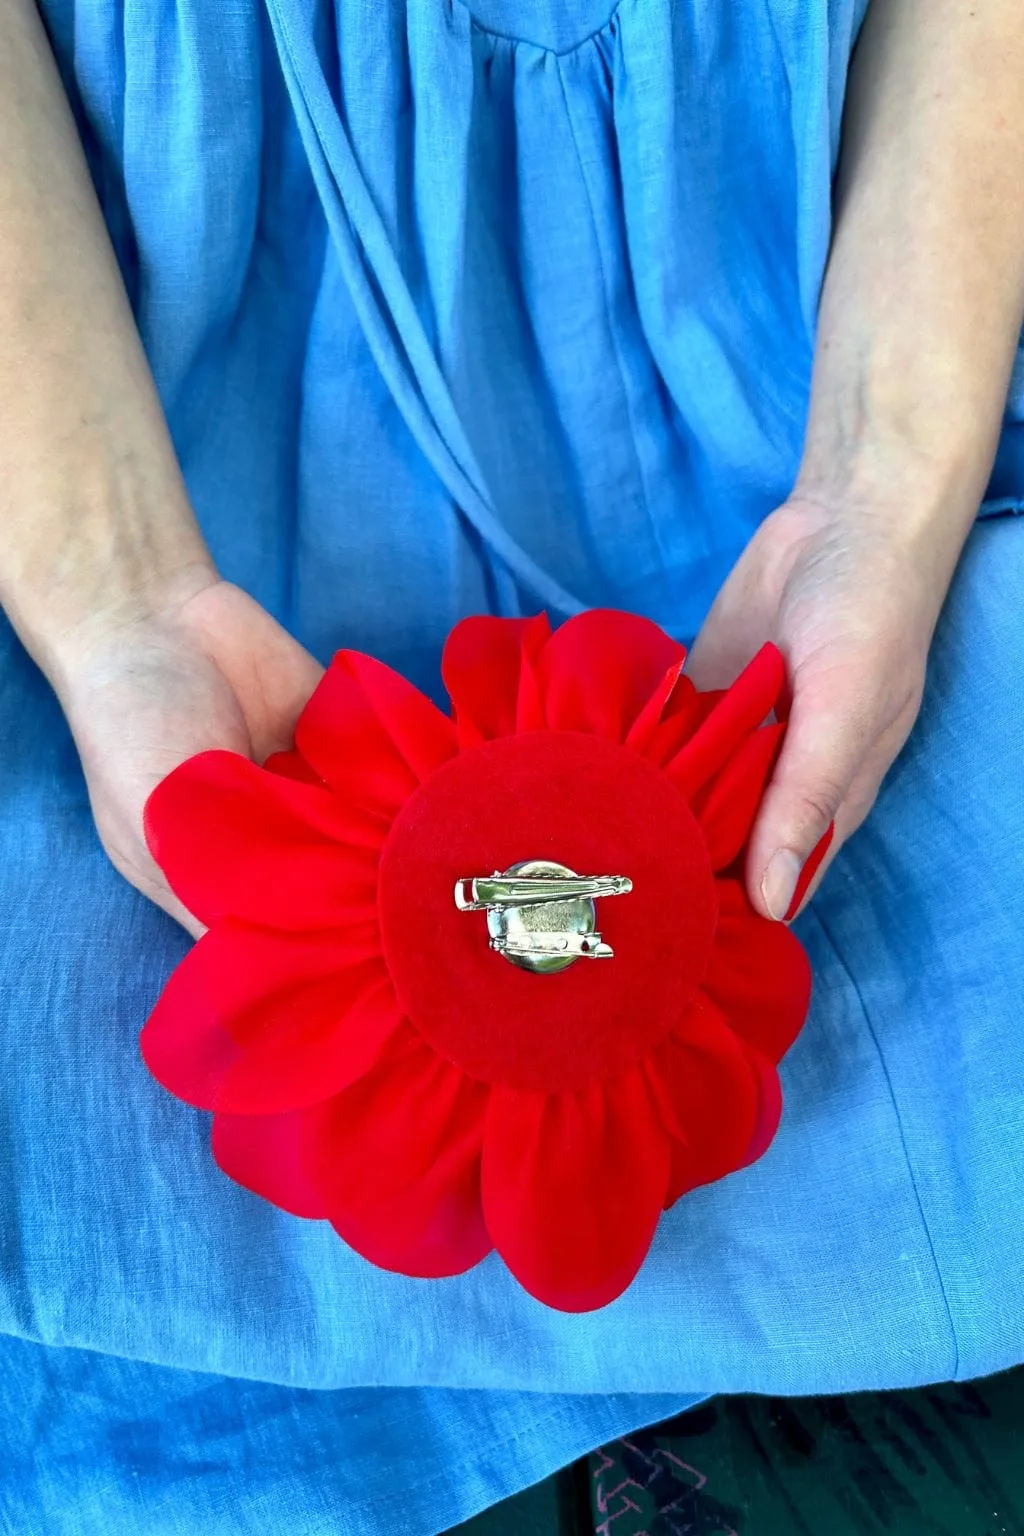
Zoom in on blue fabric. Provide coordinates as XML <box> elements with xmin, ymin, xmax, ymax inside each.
<box><xmin>3</xmin><ymin>0</ymin><xmax>1024</xmax><ymax>1529</ymax></box>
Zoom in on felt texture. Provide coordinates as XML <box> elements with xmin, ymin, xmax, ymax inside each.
<box><xmin>378</xmin><ymin>730</ymin><xmax>719</xmax><ymax>1093</ymax></box>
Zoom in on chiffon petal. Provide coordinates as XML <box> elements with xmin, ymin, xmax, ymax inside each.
<box><xmin>481</xmin><ymin>1072</ymin><xmax>671</xmax><ymax>1311</ymax></box>
<box><xmin>624</xmin><ymin>661</ymin><xmax>695</xmax><ymax>758</ymax></box>
<box><xmin>296</xmin><ymin>650</ymin><xmax>457</xmax><ymax>814</ymax></box>
<box><xmin>536</xmin><ymin>609</ymin><xmax>686</xmax><ymax>742</ymax></box>
<box><xmin>739</xmin><ymin>1043</ymin><xmax>784</xmax><ymax>1166</ymax></box>
<box><xmin>212</xmin><ymin>1108</ymin><xmax>326</xmax><ymax>1219</ymax></box>
<box><xmin>141</xmin><ymin>923</ymin><xmax>403</xmax><ymax>1114</ymax></box>
<box><xmin>515</xmin><ymin>621</ymin><xmax>548</xmax><ymax>733</ymax></box>
<box><xmin>705</xmin><ymin>882</ymin><xmax>811</xmax><ymax>1060</ymax></box>
<box><xmin>648</xmin><ymin>998</ymin><xmax>762</xmax><ymax>1205</ymax></box>
<box><xmin>667</xmin><ymin>644</ymin><xmax>785</xmax><ymax>799</ymax></box>
<box><xmin>691</xmin><ymin>723</ymin><xmax>784</xmax><ymax>870</ymax></box>
<box><xmin>213</xmin><ymin>969</ymin><xmax>405</xmax><ymax>1115</ymax></box>
<box><xmin>305</xmin><ymin>1040</ymin><xmax>491</xmax><ymax>1279</ymax></box>
<box><xmin>442</xmin><ymin>614</ymin><xmax>552</xmax><ymax>748</ymax></box>
<box><xmin>145</xmin><ymin>751</ymin><xmax>382</xmax><ymax>929</ymax></box>
<box><xmin>140</xmin><ymin>947</ymin><xmax>244</xmax><ymax>1114</ymax></box>
<box><xmin>263</xmin><ymin>749</ymin><xmax>325</xmax><ymax>786</ymax></box>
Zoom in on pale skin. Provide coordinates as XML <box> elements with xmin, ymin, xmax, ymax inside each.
<box><xmin>1</xmin><ymin>0</ymin><xmax>1023</xmax><ymax>940</ymax></box>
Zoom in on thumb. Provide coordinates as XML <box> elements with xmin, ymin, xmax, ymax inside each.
<box><xmin>746</xmin><ymin>670</ymin><xmax>870</xmax><ymax>921</ymax></box>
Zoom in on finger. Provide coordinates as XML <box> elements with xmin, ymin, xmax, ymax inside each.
<box><xmin>746</xmin><ymin>665</ymin><xmax>877</xmax><ymax>921</ymax></box>
<box><xmin>777</xmin><ymin>706</ymin><xmax>917</xmax><ymax>920</ymax></box>
<box><xmin>152</xmin><ymin>886</ymin><xmax>207</xmax><ymax>941</ymax></box>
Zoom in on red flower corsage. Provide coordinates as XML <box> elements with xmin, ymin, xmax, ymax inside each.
<box><xmin>142</xmin><ymin>610</ymin><xmax>822</xmax><ymax>1312</ymax></box>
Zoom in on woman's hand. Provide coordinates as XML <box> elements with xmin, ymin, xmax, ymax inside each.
<box><xmin>697</xmin><ymin>0</ymin><xmax>1024</xmax><ymax>921</ymax></box>
<box><xmin>686</xmin><ymin>498</ymin><xmax>946</xmax><ymax>922</ymax></box>
<box><xmin>0</xmin><ymin>4</ymin><xmax>328</xmax><ymax>936</ymax></box>
<box><xmin>49</xmin><ymin>578</ymin><xmax>323</xmax><ymax>938</ymax></box>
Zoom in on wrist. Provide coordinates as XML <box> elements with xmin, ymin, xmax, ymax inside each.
<box><xmin>0</xmin><ymin>465</ymin><xmax>218</xmax><ymax>686</ymax></box>
<box><xmin>784</xmin><ymin>454</ymin><xmax>975</xmax><ymax>622</ymax></box>
<box><xmin>793</xmin><ymin>328</ymin><xmax>998</xmax><ymax>588</ymax></box>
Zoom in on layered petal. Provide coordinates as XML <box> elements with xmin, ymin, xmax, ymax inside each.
<box><xmin>647</xmin><ymin>997</ymin><xmax>762</xmax><ymax>1206</ymax></box>
<box><xmin>442</xmin><ymin>614</ymin><xmax>552</xmax><ymax>747</ymax></box>
<box><xmin>625</xmin><ymin>661</ymin><xmax>696</xmax><ymax>759</ymax></box>
<box><xmin>145</xmin><ymin>751</ymin><xmax>382</xmax><ymax>929</ymax></box>
<box><xmin>738</xmin><ymin>1043</ymin><xmax>784</xmax><ymax>1167</ymax></box>
<box><xmin>296</xmin><ymin>650</ymin><xmax>457</xmax><ymax>816</ymax></box>
<box><xmin>536</xmin><ymin>609</ymin><xmax>686</xmax><ymax>741</ymax></box>
<box><xmin>212</xmin><ymin>1108</ymin><xmax>326</xmax><ymax>1219</ymax></box>
<box><xmin>704</xmin><ymin>881</ymin><xmax>811</xmax><ymax>1061</ymax></box>
<box><xmin>263</xmin><ymin>749</ymin><xmax>325</xmax><ymax>786</ymax></box>
<box><xmin>666</xmin><ymin>644</ymin><xmax>785</xmax><ymax>799</ymax></box>
<box><xmin>481</xmin><ymin>1072</ymin><xmax>671</xmax><ymax>1311</ymax></box>
<box><xmin>691</xmin><ymin>723</ymin><xmax>784</xmax><ymax>870</ymax></box>
<box><xmin>141</xmin><ymin>922</ymin><xmax>403</xmax><ymax>1114</ymax></box>
<box><xmin>305</xmin><ymin>1038</ymin><xmax>491</xmax><ymax>1279</ymax></box>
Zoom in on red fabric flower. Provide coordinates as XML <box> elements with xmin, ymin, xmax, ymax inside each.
<box><xmin>142</xmin><ymin>610</ymin><xmax>817</xmax><ymax>1312</ymax></box>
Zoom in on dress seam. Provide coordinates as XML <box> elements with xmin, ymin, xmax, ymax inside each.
<box><xmin>810</xmin><ymin>908</ymin><xmax>962</xmax><ymax>1382</ymax></box>
<box><xmin>451</xmin><ymin>0</ymin><xmax>624</xmax><ymax>57</ymax></box>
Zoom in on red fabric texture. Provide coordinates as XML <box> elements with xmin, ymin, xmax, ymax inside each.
<box><xmin>378</xmin><ymin>730</ymin><xmax>718</xmax><ymax>1093</ymax></box>
<box><xmin>143</xmin><ymin>609</ymin><xmax>814</xmax><ymax>1312</ymax></box>
<box><xmin>786</xmin><ymin>822</ymin><xmax>836</xmax><ymax>919</ymax></box>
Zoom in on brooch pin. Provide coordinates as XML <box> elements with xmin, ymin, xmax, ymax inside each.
<box><xmin>454</xmin><ymin>861</ymin><xmax>633</xmax><ymax>972</ymax></box>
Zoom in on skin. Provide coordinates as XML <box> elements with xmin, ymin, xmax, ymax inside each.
<box><xmin>1</xmin><ymin>0</ymin><xmax>1023</xmax><ymax>939</ymax></box>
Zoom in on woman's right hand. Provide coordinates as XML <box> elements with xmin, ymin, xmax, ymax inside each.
<box><xmin>48</xmin><ymin>577</ymin><xmax>324</xmax><ymax>938</ymax></box>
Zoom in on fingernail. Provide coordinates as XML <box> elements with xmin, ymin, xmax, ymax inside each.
<box><xmin>760</xmin><ymin>849</ymin><xmax>802</xmax><ymax>922</ymax></box>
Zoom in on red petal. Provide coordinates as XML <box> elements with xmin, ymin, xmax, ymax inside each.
<box><xmin>145</xmin><ymin>751</ymin><xmax>382</xmax><ymax>929</ymax></box>
<box><xmin>691</xmin><ymin>723</ymin><xmax>784</xmax><ymax>871</ymax></box>
<box><xmin>739</xmin><ymin>1043</ymin><xmax>784</xmax><ymax>1166</ymax></box>
<box><xmin>666</xmin><ymin>645</ymin><xmax>785</xmax><ymax>799</ymax></box>
<box><xmin>141</xmin><ymin>951</ymin><xmax>244</xmax><ymax>1113</ymax></box>
<box><xmin>481</xmin><ymin>1072</ymin><xmax>670</xmax><ymax>1312</ymax></box>
<box><xmin>515</xmin><ymin>616</ymin><xmax>549</xmax><ymax>733</ymax></box>
<box><xmin>648</xmin><ymin>997</ymin><xmax>762</xmax><ymax>1206</ymax></box>
<box><xmin>296</xmin><ymin>651</ymin><xmax>457</xmax><ymax>816</ymax></box>
<box><xmin>705</xmin><ymin>881</ymin><xmax>811</xmax><ymax>1061</ymax></box>
<box><xmin>625</xmin><ymin>661</ymin><xmax>693</xmax><ymax>756</ymax></box>
<box><xmin>442</xmin><ymin>614</ymin><xmax>552</xmax><ymax>748</ymax></box>
<box><xmin>305</xmin><ymin>1039</ymin><xmax>491</xmax><ymax>1279</ymax></box>
<box><xmin>212</xmin><ymin>1108</ymin><xmax>326</xmax><ymax>1219</ymax></box>
<box><xmin>640</xmin><ymin>685</ymin><xmax>728</xmax><ymax>766</ymax></box>
<box><xmin>263</xmin><ymin>749</ymin><xmax>325</xmax><ymax>786</ymax></box>
<box><xmin>217</xmin><ymin>968</ymin><xmax>404</xmax><ymax>1115</ymax></box>
<box><xmin>632</xmin><ymin>686</ymin><xmax>710</xmax><ymax>766</ymax></box>
<box><xmin>141</xmin><ymin>924</ymin><xmax>403</xmax><ymax>1114</ymax></box>
<box><xmin>536</xmin><ymin>610</ymin><xmax>686</xmax><ymax>742</ymax></box>
<box><xmin>785</xmin><ymin>823</ymin><xmax>835</xmax><ymax>919</ymax></box>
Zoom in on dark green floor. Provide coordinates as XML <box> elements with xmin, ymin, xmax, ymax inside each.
<box><xmin>452</xmin><ymin>1369</ymin><xmax>1024</xmax><ymax>1535</ymax></box>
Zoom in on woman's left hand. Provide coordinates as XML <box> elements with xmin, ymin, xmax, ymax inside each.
<box><xmin>686</xmin><ymin>494</ymin><xmax>956</xmax><ymax>922</ymax></box>
<box><xmin>694</xmin><ymin>0</ymin><xmax>1024</xmax><ymax>921</ymax></box>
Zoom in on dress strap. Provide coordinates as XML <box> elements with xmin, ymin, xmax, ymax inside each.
<box><xmin>264</xmin><ymin>0</ymin><xmax>586</xmax><ymax>617</ymax></box>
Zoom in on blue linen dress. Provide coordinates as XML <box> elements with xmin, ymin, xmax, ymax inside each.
<box><xmin>2</xmin><ymin>0</ymin><xmax>1024</xmax><ymax>1529</ymax></box>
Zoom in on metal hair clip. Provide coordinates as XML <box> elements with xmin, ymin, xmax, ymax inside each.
<box><xmin>454</xmin><ymin>860</ymin><xmax>632</xmax><ymax>974</ymax></box>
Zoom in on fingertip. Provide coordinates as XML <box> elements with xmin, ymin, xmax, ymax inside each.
<box><xmin>749</xmin><ymin>822</ymin><xmax>836</xmax><ymax>924</ymax></box>
<box><xmin>759</xmin><ymin>847</ymin><xmax>802</xmax><ymax>922</ymax></box>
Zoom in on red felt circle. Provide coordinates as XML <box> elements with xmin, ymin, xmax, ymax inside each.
<box><xmin>378</xmin><ymin>732</ymin><xmax>718</xmax><ymax>1092</ymax></box>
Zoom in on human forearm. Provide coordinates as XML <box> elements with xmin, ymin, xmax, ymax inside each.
<box><xmin>694</xmin><ymin>0</ymin><xmax>1024</xmax><ymax>919</ymax></box>
<box><xmin>796</xmin><ymin>0</ymin><xmax>1024</xmax><ymax>578</ymax></box>
<box><xmin>0</xmin><ymin>0</ymin><xmax>214</xmax><ymax>676</ymax></box>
